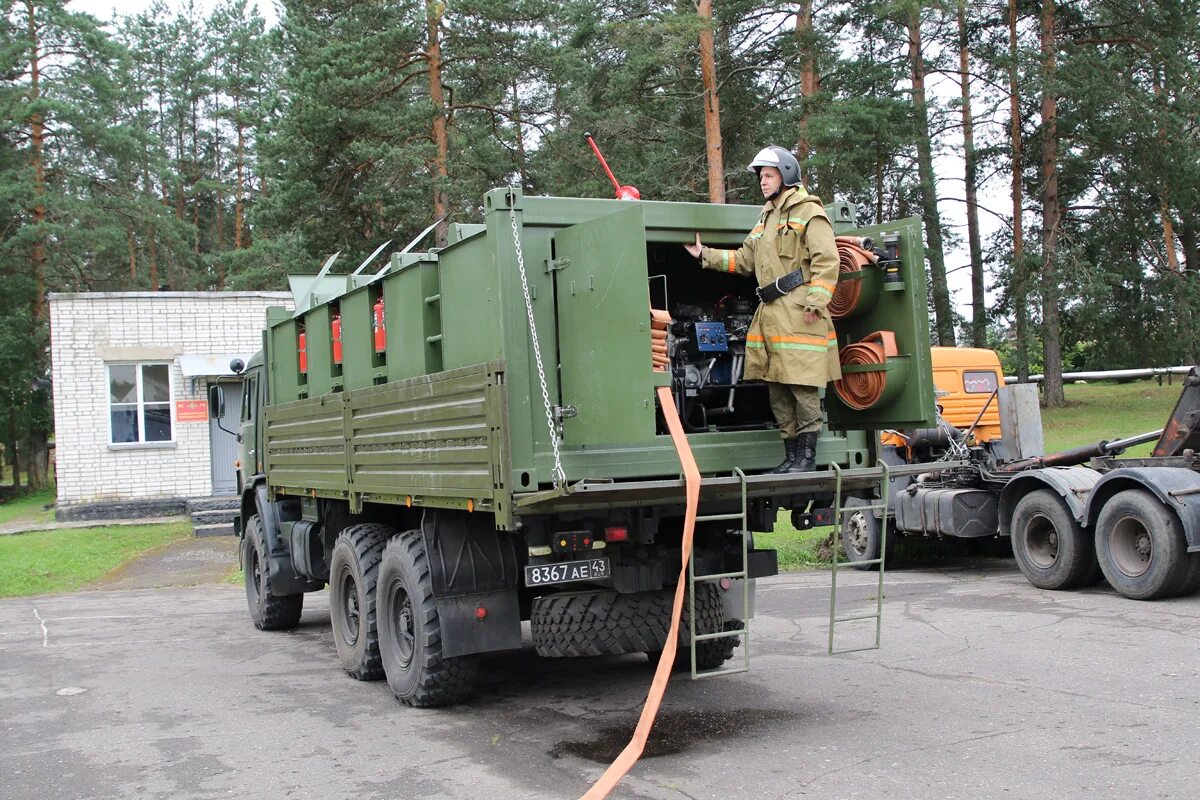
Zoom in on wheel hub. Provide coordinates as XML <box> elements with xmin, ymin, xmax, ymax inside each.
<box><xmin>339</xmin><ymin>573</ymin><xmax>360</xmax><ymax>646</ymax></box>
<box><xmin>1025</xmin><ymin>514</ymin><xmax>1059</xmax><ymax>569</ymax></box>
<box><xmin>390</xmin><ymin>585</ymin><xmax>416</xmax><ymax>670</ymax></box>
<box><xmin>847</xmin><ymin>512</ymin><xmax>870</xmax><ymax>556</ymax></box>
<box><xmin>1110</xmin><ymin>515</ymin><xmax>1152</xmax><ymax>577</ymax></box>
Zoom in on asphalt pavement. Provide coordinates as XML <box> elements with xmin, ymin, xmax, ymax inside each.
<box><xmin>1</xmin><ymin>559</ymin><xmax>1196</xmax><ymax>800</ymax></box>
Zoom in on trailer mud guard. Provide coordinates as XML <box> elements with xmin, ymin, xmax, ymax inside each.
<box><xmin>1083</xmin><ymin>468</ymin><xmax>1200</xmax><ymax>552</ymax></box>
<box><xmin>420</xmin><ymin>510</ymin><xmax>523</xmax><ymax>658</ymax></box>
<box><xmin>252</xmin><ymin>482</ymin><xmax>324</xmax><ymax>596</ymax></box>
<box><xmin>998</xmin><ymin>466</ymin><xmax>1101</xmax><ymax>533</ymax></box>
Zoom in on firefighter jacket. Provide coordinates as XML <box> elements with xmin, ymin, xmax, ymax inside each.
<box><xmin>700</xmin><ymin>187</ymin><xmax>841</xmax><ymax>388</ymax></box>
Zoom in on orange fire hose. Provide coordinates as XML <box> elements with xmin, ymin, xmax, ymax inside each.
<box><xmin>834</xmin><ymin>330</ymin><xmax>898</xmax><ymax>410</ymax></box>
<box><xmin>829</xmin><ymin>236</ymin><xmax>880</xmax><ymax>319</ymax></box>
<box><xmin>580</xmin><ymin>315</ymin><xmax>698</xmax><ymax>800</ymax></box>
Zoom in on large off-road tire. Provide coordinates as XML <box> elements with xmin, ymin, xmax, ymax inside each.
<box><xmin>1095</xmin><ymin>489</ymin><xmax>1191</xmax><ymax>600</ymax></box>
<box><xmin>377</xmin><ymin>530</ymin><xmax>478</xmax><ymax>707</ymax></box>
<box><xmin>531</xmin><ymin>584</ymin><xmax>737</xmax><ymax>670</ymax></box>
<box><xmin>328</xmin><ymin>524</ymin><xmax>392</xmax><ymax>681</ymax></box>
<box><xmin>243</xmin><ymin>514</ymin><xmax>303</xmax><ymax>631</ymax></box>
<box><xmin>1010</xmin><ymin>489</ymin><xmax>1098</xmax><ymax>590</ymax></box>
<box><xmin>841</xmin><ymin>496</ymin><xmax>895</xmax><ymax>571</ymax></box>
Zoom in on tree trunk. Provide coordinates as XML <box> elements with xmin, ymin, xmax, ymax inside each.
<box><xmin>697</xmin><ymin>0</ymin><xmax>725</xmax><ymax>203</ymax></box>
<box><xmin>1009</xmin><ymin>0</ymin><xmax>1029</xmax><ymax>382</ymax></box>
<box><xmin>795</xmin><ymin>0</ymin><xmax>817</xmax><ymax>188</ymax></box>
<box><xmin>26</xmin><ymin>1</ymin><xmax>46</xmax><ymax>325</ymax></box>
<box><xmin>128</xmin><ymin>228</ymin><xmax>137</xmax><ymax>282</ymax></box>
<box><xmin>511</xmin><ymin>80</ymin><xmax>527</xmax><ymax>190</ymax></box>
<box><xmin>426</xmin><ymin>0</ymin><xmax>449</xmax><ymax>247</ymax></box>
<box><xmin>1151</xmin><ymin>73</ymin><xmax>1180</xmax><ymax>271</ymax></box>
<box><xmin>957</xmin><ymin>1</ymin><xmax>986</xmax><ymax>347</ymax></box>
<box><xmin>8</xmin><ymin>408</ymin><xmax>20</xmax><ymax>489</ymax></box>
<box><xmin>235</xmin><ymin>97</ymin><xmax>246</xmax><ymax>249</ymax></box>
<box><xmin>907</xmin><ymin>7</ymin><xmax>955</xmax><ymax>346</ymax></box>
<box><xmin>1040</xmin><ymin>0</ymin><xmax>1065</xmax><ymax>407</ymax></box>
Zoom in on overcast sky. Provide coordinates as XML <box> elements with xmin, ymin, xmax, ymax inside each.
<box><xmin>70</xmin><ymin>0</ymin><xmax>998</xmax><ymax>322</ymax></box>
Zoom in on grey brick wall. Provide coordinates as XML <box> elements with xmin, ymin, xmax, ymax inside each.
<box><xmin>49</xmin><ymin>292</ymin><xmax>292</xmax><ymax>507</ymax></box>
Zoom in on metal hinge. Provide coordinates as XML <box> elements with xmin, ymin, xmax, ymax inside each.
<box><xmin>554</xmin><ymin>404</ymin><xmax>578</xmax><ymax>423</ymax></box>
<box><xmin>545</xmin><ymin>257</ymin><xmax>571</xmax><ymax>273</ymax></box>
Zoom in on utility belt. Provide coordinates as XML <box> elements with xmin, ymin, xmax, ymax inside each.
<box><xmin>755</xmin><ymin>268</ymin><xmax>808</xmax><ymax>304</ymax></box>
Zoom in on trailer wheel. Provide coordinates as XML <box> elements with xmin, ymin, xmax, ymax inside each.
<box><xmin>243</xmin><ymin>514</ymin><xmax>303</xmax><ymax>631</ymax></box>
<box><xmin>377</xmin><ymin>530</ymin><xmax>478</xmax><ymax>707</ymax></box>
<box><xmin>1009</xmin><ymin>489</ymin><xmax>1096</xmax><ymax>590</ymax></box>
<box><xmin>1095</xmin><ymin>489</ymin><xmax>1190</xmax><ymax>600</ymax></box>
<box><xmin>840</xmin><ymin>497</ymin><xmax>894</xmax><ymax>571</ymax></box>
<box><xmin>328</xmin><ymin>524</ymin><xmax>392</xmax><ymax>681</ymax></box>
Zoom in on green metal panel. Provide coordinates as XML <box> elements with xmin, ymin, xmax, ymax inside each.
<box><xmin>824</xmin><ymin>217</ymin><xmax>937</xmax><ymax>430</ymax></box>
<box><xmin>383</xmin><ymin>261</ymin><xmax>427</xmax><ymax>381</ymax></box>
<box><xmin>553</xmin><ymin>205</ymin><xmax>656</xmax><ymax>444</ymax></box>
<box><xmin>437</xmin><ymin>233</ymin><xmax>501</xmax><ymax>370</ymax></box>
<box><xmin>339</xmin><ymin>287</ymin><xmax>375</xmax><ymax>390</ymax></box>
<box><xmin>304</xmin><ymin>305</ymin><xmax>335</xmax><ymax>396</ymax></box>
<box><xmin>269</xmin><ymin>317</ymin><xmax>302</xmax><ymax>403</ymax></box>
<box><xmin>264</xmin><ymin>394</ymin><xmax>349</xmax><ymax>492</ymax></box>
<box><xmin>348</xmin><ymin>362</ymin><xmax>508</xmax><ymax>499</ymax></box>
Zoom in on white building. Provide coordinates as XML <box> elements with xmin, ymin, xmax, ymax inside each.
<box><xmin>49</xmin><ymin>291</ymin><xmax>291</xmax><ymax>517</ymax></box>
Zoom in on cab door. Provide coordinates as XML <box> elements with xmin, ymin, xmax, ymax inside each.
<box><xmin>552</xmin><ymin>205</ymin><xmax>656</xmax><ymax>444</ymax></box>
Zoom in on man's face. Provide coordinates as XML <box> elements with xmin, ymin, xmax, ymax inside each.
<box><xmin>759</xmin><ymin>166</ymin><xmax>783</xmax><ymax>199</ymax></box>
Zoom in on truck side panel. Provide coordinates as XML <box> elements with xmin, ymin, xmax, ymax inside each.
<box><xmin>263</xmin><ymin>361</ymin><xmax>511</xmax><ymax>519</ymax></box>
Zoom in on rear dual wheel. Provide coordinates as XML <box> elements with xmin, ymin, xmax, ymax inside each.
<box><xmin>1094</xmin><ymin>489</ymin><xmax>1197</xmax><ymax>600</ymax></box>
<box><xmin>1010</xmin><ymin>490</ymin><xmax>1101</xmax><ymax>590</ymax></box>
<box><xmin>328</xmin><ymin>524</ymin><xmax>392</xmax><ymax>680</ymax></box>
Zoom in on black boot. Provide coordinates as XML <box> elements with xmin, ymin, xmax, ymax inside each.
<box><xmin>791</xmin><ymin>431</ymin><xmax>818</xmax><ymax>473</ymax></box>
<box><xmin>771</xmin><ymin>437</ymin><xmax>801</xmax><ymax>474</ymax></box>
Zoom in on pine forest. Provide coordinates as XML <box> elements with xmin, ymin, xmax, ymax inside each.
<box><xmin>2</xmin><ymin>0</ymin><xmax>1198</xmax><ymax>486</ymax></box>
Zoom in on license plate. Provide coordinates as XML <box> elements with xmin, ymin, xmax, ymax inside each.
<box><xmin>524</xmin><ymin>557</ymin><xmax>610</xmax><ymax>587</ymax></box>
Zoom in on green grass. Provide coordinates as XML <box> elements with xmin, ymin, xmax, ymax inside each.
<box><xmin>1039</xmin><ymin>379</ymin><xmax>1179</xmax><ymax>455</ymax></box>
<box><xmin>0</xmin><ymin>522</ymin><xmax>190</xmax><ymax>598</ymax></box>
<box><xmin>0</xmin><ymin>487</ymin><xmax>57</xmax><ymax>527</ymax></box>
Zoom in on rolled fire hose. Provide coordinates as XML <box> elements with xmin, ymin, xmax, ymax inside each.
<box><xmin>834</xmin><ymin>330</ymin><xmax>898</xmax><ymax>410</ymax></box>
<box><xmin>580</xmin><ymin>317</ymin><xmax>698</xmax><ymax>800</ymax></box>
<box><xmin>829</xmin><ymin>236</ymin><xmax>880</xmax><ymax>319</ymax></box>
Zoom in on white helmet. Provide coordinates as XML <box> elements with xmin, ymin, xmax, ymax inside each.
<box><xmin>747</xmin><ymin>146</ymin><xmax>802</xmax><ymax>187</ymax></box>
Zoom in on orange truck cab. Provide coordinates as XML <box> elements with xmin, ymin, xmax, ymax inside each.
<box><xmin>881</xmin><ymin>346</ymin><xmax>1004</xmax><ymax>449</ymax></box>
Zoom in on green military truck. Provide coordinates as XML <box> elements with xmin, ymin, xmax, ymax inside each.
<box><xmin>215</xmin><ymin>187</ymin><xmax>937</xmax><ymax>706</ymax></box>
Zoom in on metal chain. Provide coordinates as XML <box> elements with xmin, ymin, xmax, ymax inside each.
<box><xmin>510</xmin><ymin>206</ymin><xmax>567</xmax><ymax>489</ymax></box>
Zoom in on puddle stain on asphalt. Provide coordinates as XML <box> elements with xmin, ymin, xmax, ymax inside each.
<box><xmin>550</xmin><ymin>708</ymin><xmax>795</xmax><ymax>762</ymax></box>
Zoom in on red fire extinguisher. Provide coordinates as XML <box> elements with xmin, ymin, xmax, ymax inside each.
<box><xmin>298</xmin><ymin>331</ymin><xmax>308</xmax><ymax>374</ymax></box>
<box><xmin>372</xmin><ymin>297</ymin><xmax>386</xmax><ymax>353</ymax></box>
<box><xmin>331</xmin><ymin>315</ymin><xmax>343</xmax><ymax>364</ymax></box>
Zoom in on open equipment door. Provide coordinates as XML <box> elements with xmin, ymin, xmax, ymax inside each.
<box><xmin>553</xmin><ymin>205</ymin><xmax>656</xmax><ymax>445</ymax></box>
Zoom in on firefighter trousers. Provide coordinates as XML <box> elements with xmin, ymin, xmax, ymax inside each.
<box><xmin>767</xmin><ymin>382</ymin><xmax>822</xmax><ymax>438</ymax></box>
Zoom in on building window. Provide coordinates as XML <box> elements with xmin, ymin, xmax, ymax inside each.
<box><xmin>108</xmin><ymin>363</ymin><xmax>173</xmax><ymax>444</ymax></box>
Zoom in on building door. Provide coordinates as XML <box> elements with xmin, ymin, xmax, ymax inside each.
<box><xmin>209</xmin><ymin>381</ymin><xmax>243</xmax><ymax>495</ymax></box>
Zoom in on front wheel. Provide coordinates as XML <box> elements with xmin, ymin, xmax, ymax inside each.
<box><xmin>1094</xmin><ymin>489</ymin><xmax>1190</xmax><ymax>600</ymax></box>
<box><xmin>243</xmin><ymin>514</ymin><xmax>303</xmax><ymax>631</ymax></box>
<box><xmin>840</xmin><ymin>497</ymin><xmax>894</xmax><ymax>571</ymax></box>
<box><xmin>377</xmin><ymin>530</ymin><xmax>477</xmax><ymax>707</ymax></box>
<box><xmin>1009</xmin><ymin>489</ymin><xmax>1098</xmax><ymax>590</ymax></box>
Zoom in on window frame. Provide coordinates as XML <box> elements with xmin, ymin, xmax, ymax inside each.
<box><xmin>106</xmin><ymin>362</ymin><xmax>176</xmax><ymax>448</ymax></box>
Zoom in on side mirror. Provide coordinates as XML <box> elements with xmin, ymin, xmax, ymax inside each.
<box><xmin>208</xmin><ymin>384</ymin><xmax>225</xmax><ymax>419</ymax></box>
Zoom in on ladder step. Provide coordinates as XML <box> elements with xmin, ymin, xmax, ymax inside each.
<box><xmin>693</xmin><ymin>628</ymin><xmax>747</xmax><ymax>643</ymax></box>
<box><xmin>834</xmin><ymin>612</ymin><xmax>880</xmax><ymax>624</ymax></box>
<box><xmin>839</xmin><ymin>503</ymin><xmax>888</xmax><ymax>513</ymax></box>
<box><xmin>830</xmin><ymin>645</ymin><xmax>881</xmax><ymax>656</ymax></box>
<box><xmin>695</xmin><ymin>512</ymin><xmax>745</xmax><ymax>523</ymax></box>
<box><xmin>833</xmin><ymin>557</ymin><xmax>883</xmax><ymax>568</ymax></box>
<box><xmin>693</xmin><ymin>569</ymin><xmax>748</xmax><ymax>582</ymax></box>
<box><xmin>692</xmin><ymin>666</ymin><xmax>750</xmax><ymax>680</ymax></box>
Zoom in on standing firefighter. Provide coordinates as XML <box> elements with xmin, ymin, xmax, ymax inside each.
<box><xmin>685</xmin><ymin>146</ymin><xmax>841</xmax><ymax>473</ymax></box>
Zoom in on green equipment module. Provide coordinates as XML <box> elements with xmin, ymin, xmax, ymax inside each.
<box><xmin>222</xmin><ymin>187</ymin><xmax>935</xmax><ymax>706</ymax></box>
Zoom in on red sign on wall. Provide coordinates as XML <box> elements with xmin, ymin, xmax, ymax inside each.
<box><xmin>176</xmin><ymin>400</ymin><xmax>209</xmax><ymax>422</ymax></box>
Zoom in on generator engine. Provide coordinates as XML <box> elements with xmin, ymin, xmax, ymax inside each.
<box><xmin>667</xmin><ymin>297</ymin><xmax>767</xmax><ymax>431</ymax></box>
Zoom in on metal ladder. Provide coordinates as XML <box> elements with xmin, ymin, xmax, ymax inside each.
<box><xmin>686</xmin><ymin>467</ymin><xmax>752</xmax><ymax>679</ymax></box>
<box><xmin>827</xmin><ymin>461</ymin><xmax>891</xmax><ymax>655</ymax></box>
